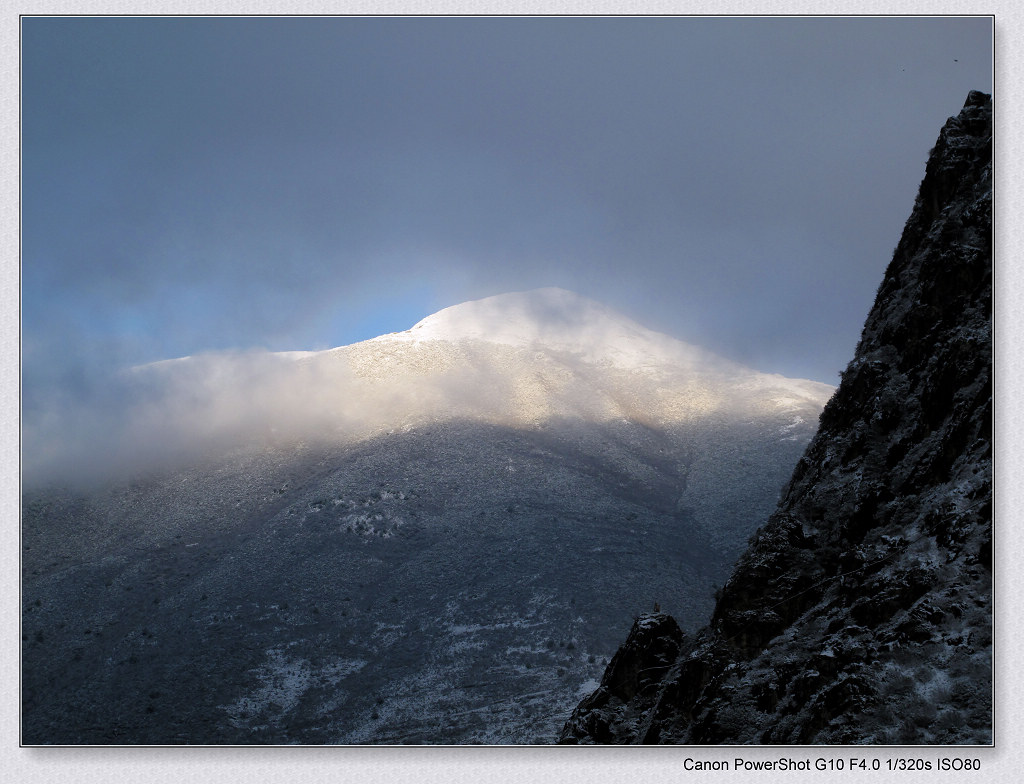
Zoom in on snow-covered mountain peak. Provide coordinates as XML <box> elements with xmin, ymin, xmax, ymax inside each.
<box><xmin>372</xmin><ymin>287</ymin><xmax>708</xmax><ymax>369</ymax></box>
<box><xmin>96</xmin><ymin>289</ymin><xmax>833</xmax><ymax>485</ymax></box>
<box><xmin>405</xmin><ymin>288</ymin><xmax>633</xmax><ymax>339</ymax></box>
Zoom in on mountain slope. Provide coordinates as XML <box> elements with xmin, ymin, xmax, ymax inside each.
<box><xmin>560</xmin><ymin>91</ymin><xmax>992</xmax><ymax>745</ymax></box>
<box><xmin>22</xmin><ymin>291</ymin><xmax>832</xmax><ymax>744</ymax></box>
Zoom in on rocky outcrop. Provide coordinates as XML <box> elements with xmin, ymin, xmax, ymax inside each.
<box><xmin>561</xmin><ymin>91</ymin><xmax>992</xmax><ymax>745</ymax></box>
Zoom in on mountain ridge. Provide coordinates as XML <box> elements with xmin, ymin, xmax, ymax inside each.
<box><xmin>369</xmin><ymin>287</ymin><xmax>717</xmax><ymax>370</ymax></box>
<box><xmin>136</xmin><ymin>287</ymin><xmax>832</xmax><ymax>397</ymax></box>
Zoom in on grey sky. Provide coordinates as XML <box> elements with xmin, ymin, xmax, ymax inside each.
<box><xmin>22</xmin><ymin>15</ymin><xmax>992</xmax><ymax>405</ymax></box>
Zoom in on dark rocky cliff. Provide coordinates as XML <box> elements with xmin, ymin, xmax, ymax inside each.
<box><xmin>560</xmin><ymin>91</ymin><xmax>992</xmax><ymax>745</ymax></box>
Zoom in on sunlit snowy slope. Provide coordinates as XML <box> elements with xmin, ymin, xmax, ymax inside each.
<box><xmin>74</xmin><ymin>288</ymin><xmax>831</xmax><ymax>481</ymax></box>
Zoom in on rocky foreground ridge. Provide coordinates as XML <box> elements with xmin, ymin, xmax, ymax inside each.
<box><xmin>560</xmin><ymin>91</ymin><xmax>992</xmax><ymax>745</ymax></box>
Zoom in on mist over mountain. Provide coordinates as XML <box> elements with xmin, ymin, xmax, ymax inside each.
<box><xmin>23</xmin><ymin>287</ymin><xmax>829</xmax><ymax>488</ymax></box>
<box><xmin>22</xmin><ymin>289</ymin><xmax>831</xmax><ymax>744</ymax></box>
<box><xmin>561</xmin><ymin>92</ymin><xmax>992</xmax><ymax>746</ymax></box>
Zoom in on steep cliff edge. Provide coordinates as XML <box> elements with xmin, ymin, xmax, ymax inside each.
<box><xmin>560</xmin><ymin>91</ymin><xmax>992</xmax><ymax>745</ymax></box>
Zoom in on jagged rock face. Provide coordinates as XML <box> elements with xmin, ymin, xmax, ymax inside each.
<box><xmin>561</xmin><ymin>91</ymin><xmax>992</xmax><ymax>745</ymax></box>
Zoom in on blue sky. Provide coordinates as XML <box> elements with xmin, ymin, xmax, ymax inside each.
<box><xmin>22</xmin><ymin>15</ymin><xmax>992</xmax><ymax>401</ymax></box>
